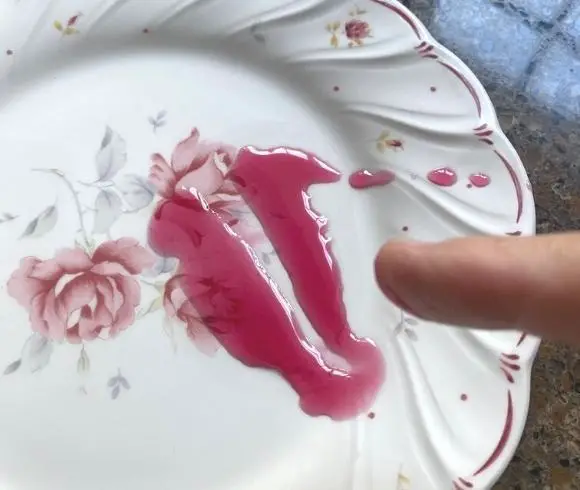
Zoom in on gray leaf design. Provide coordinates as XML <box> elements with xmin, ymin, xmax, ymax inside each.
<box><xmin>148</xmin><ymin>111</ymin><xmax>167</xmax><ymax>132</ymax></box>
<box><xmin>405</xmin><ymin>328</ymin><xmax>418</xmax><ymax>341</ymax></box>
<box><xmin>111</xmin><ymin>385</ymin><xmax>120</xmax><ymax>399</ymax></box>
<box><xmin>405</xmin><ymin>317</ymin><xmax>419</xmax><ymax>326</ymax></box>
<box><xmin>394</xmin><ymin>322</ymin><xmax>405</xmax><ymax>336</ymax></box>
<box><xmin>250</xmin><ymin>24</ymin><xmax>266</xmax><ymax>43</ymax></box>
<box><xmin>3</xmin><ymin>359</ymin><xmax>21</xmax><ymax>375</ymax></box>
<box><xmin>21</xmin><ymin>205</ymin><xmax>58</xmax><ymax>238</ymax></box>
<box><xmin>107</xmin><ymin>376</ymin><xmax>118</xmax><ymax>388</ymax></box>
<box><xmin>21</xmin><ymin>333</ymin><xmax>53</xmax><ymax>373</ymax></box>
<box><xmin>77</xmin><ymin>348</ymin><xmax>90</xmax><ymax>375</ymax></box>
<box><xmin>142</xmin><ymin>255</ymin><xmax>177</xmax><ymax>277</ymax></box>
<box><xmin>93</xmin><ymin>189</ymin><xmax>123</xmax><ymax>234</ymax></box>
<box><xmin>118</xmin><ymin>174</ymin><xmax>155</xmax><ymax>211</ymax></box>
<box><xmin>0</xmin><ymin>213</ymin><xmax>17</xmax><ymax>224</ymax></box>
<box><xmin>119</xmin><ymin>376</ymin><xmax>130</xmax><ymax>390</ymax></box>
<box><xmin>95</xmin><ymin>127</ymin><xmax>127</xmax><ymax>181</ymax></box>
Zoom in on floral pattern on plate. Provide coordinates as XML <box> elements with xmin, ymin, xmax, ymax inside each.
<box><xmin>2</xmin><ymin>127</ymin><xmax>263</xmax><ymax>383</ymax></box>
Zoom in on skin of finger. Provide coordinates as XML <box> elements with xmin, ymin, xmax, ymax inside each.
<box><xmin>374</xmin><ymin>233</ymin><xmax>580</xmax><ymax>343</ymax></box>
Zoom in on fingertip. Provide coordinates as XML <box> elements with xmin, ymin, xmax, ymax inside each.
<box><xmin>374</xmin><ymin>240</ymin><xmax>426</xmax><ymax>313</ymax></box>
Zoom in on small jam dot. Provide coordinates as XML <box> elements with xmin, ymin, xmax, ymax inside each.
<box><xmin>402</xmin><ymin>226</ymin><xmax>409</xmax><ymax>232</ymax></box>
<box><xmin>467</xmin><ymin>183</ymin><xmax>473</xmax><ymax>189</ymax></box>
<box><xmin>142</xmin><ymin>28</ymin><xmax>150</xmax><ymax>34</ymax></box>
<box><xmin>367</xmin><ymin>412</ymin><xmax>376</xmax><ymax>419</ymax></box>
<box><xmin>6</xmin><ymin>50</ymin><xmax>13</xmax><ymax>56</ymax></box>
<box><xmin>460</xmin><ymin>394</ymin><xmax>468</xmax><ymax>401</ymax></box>
<box><xmin>333</xmin><ymin>86</ymin><xmax>340</xmax><ymax>92</ymax></box>
<box><xmin>430</xmin><ymin>86</ymin><xmax>437</xmax><ymax>92</ymax></box>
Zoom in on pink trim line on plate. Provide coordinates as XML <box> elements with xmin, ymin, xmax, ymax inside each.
<box><xmin>369</xmin><ymin>0</ymin><xmax>421</xmax><ymax>39</ymax></box>
<box><xmin>371</xmin><ymin>1</ymin><xmax>485</xmax><ymax>121</ymax></box>
<box><xmin>473</xmin><ymin>390</ymin><xmax>514</xmax><ymax>476</ymax></box>
<box><xmin>453</xmin><ymin>390</ymin><xmax>514</xmax><ymax>488</ymax></box>
<box><xmin>494</xmin><ymin>150</ymin><xmax>523</xmax><ymax>223</ymax></box>
<box><xmin>437</xmin><ymin>61</ymin><xmax>482</xmax><ymax>117</ymax></box>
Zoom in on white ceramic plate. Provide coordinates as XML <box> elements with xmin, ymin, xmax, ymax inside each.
<box><xmin>0</xmin><ymin>1</ymin><xmax>537</xmax><ymax>489</ymax></box>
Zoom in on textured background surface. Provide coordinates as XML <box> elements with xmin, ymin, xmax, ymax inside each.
<box><xmin>405</xmin><ymin>0</ymin><xmax>580</xmax><ymax>488</ymax></box>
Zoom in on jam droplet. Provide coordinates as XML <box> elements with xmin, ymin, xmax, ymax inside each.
<box><xmin>349</xmin><ymin>169</ymin><xmax>396</xmax><ymax>189</ymax></box>
<box><xmin>468</xmin><ymin>173</ymin><xmax>490</xmax><ymax>188</ymax></box>
<box><xmin>427</xmin><ymin>167</ymin><xmax>457</xmax><ymax>187</ymax></box>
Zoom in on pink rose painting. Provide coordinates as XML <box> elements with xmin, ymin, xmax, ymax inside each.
<box><xmin>149</xmin><ymin>128</ymin><xmax>261</xmax><ymax>244</ymax></box>
<box><xmin>327</xmin><ymin>7</ymin><xmax>372</xmax><ymax>48</ymax></box>
<box><xmin>7</xmin><ymin>238</ymin><xmax>154</xmax><ymax>344</ymax></box>
<box><xmin>2</xmin><ymin>123</ymin><xmax>265</xmax><ymax>392</ymax></box>
<box><xmin>149</xmin><ymin>128</ymin><xmax>237</xmax><ymax>200</ymax></box>
<box><xmin>149</xmin><ymin>128</ymin><xmax>265</xmax><ymax>353</ymax></box>
<box><xmin>163</xmin><ymin>275</ymin><xmax>219</xmax><ymax>355</ymax></box>
<box><xmin>345</xmin><ymin>19</ymin><xmax>371</xmax><ymax>41</ymax></box>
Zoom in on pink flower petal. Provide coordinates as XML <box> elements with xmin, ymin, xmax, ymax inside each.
<box><xmin>93</xmin><ymin>291</ymin><xmax>114</xmax><ymax>326</ymax></box>
<box><xmin>163</xmin><ymin>275</ymin><xmax>185</xmax><ymax>317</ymax></box>
<box><xmin>95</xmin><ymin>277</ymin><xmax>115</xmax><ymax>316</ymax></box>
<box><xmin>109</xmin><ymin>275</ymin><xmax>141</xmax><ymax>336</ymax></box>
<box><xmin>77</xmin><ymin>305</ymin><xmax>102</xmax><ymax>341</ymax></box>
<box><xmin>150</xmin><ymin>153</ymin><xmax>176</xmax><ymax>198</ymax></box>
<box><xmin>31</xmin><ymin>248</ymin><xmax>93</xmax><ymax>281</ymax></box>
<box><xmin>91</xmin><ymin>262</ymin><xmax>131</xmax><ymax>276</ymax></box>
<box><xmin>65</xmin><ymin>325</ymin><xmax>82</xmax><ymax>344</ymax></box>
<box><xmin>109</xmin><ymin>276</ymin><xmax>124</xmax><ymax>314</ymax></box>
<box><xmin>185</xmin><ymin>317</ymin><xmax>219</xmax><ymax>356</ymax></box>
<box><xmin>42</xmin><ymin>288</ymin><xmax>68</xmax><ymax>341</ymax></box>
<box><xmin>7</xmin><ymin>257</ymin><xmax>48</xmax><ymax>307</ymax></box>
<box><xmin>171</xmin><ymin>128</ymin><xmax>201</xmax><ymax>174</ymax></box>
<box><xmin>56</xmin><ymin>274</ymin><xmax>97</xmax><ymax>322</ymax></box>
<box><xmin>29</xmin><ymin>294</ymin><xmax>50</xmax><ymax>337</ymax></box>
<box><xmin>176</xmin><ymin>154</ymin><xmax>225</xmax><ymax>196</ymax></box>
<box><xmin>92</xmin><ymin>238</ymin><xmax>155</xmax><ymax>274</ymax></box>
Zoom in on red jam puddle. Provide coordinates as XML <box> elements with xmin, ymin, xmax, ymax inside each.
<box><xmin>149</xmin><ymin>146</ymin><xmax>385</xmax><ymax>420</ymax></box>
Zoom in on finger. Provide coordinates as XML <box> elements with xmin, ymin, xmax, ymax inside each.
<box><xmin>374</xmin><ymin>233</ymin><xmax>580</xmax><ymax>344</ymax></box>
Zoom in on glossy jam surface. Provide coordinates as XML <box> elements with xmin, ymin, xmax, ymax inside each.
<box><xmin>469</xmin><ymin>173</ymin><xmax>491</xmax><ymax>188</ymax></box>
<box><xmin>349</xmin><ymin>169</ymin><xmax>396</xmax><ymax>189</ymax></box>
<box><xmin>148</xmin><ymin>146</ymin><xmax>385</xmax><ymax>420</ymax></box>
<box><xmin>427</xmin><ymin>167</ymin><xmax>458</xmax><ymax>186</ymax></box>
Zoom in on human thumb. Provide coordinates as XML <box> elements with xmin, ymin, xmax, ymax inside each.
<box><xmin>374</xmin><ymin>233</ymin><xmax>580</xmax><ymax>345</ymax></box>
